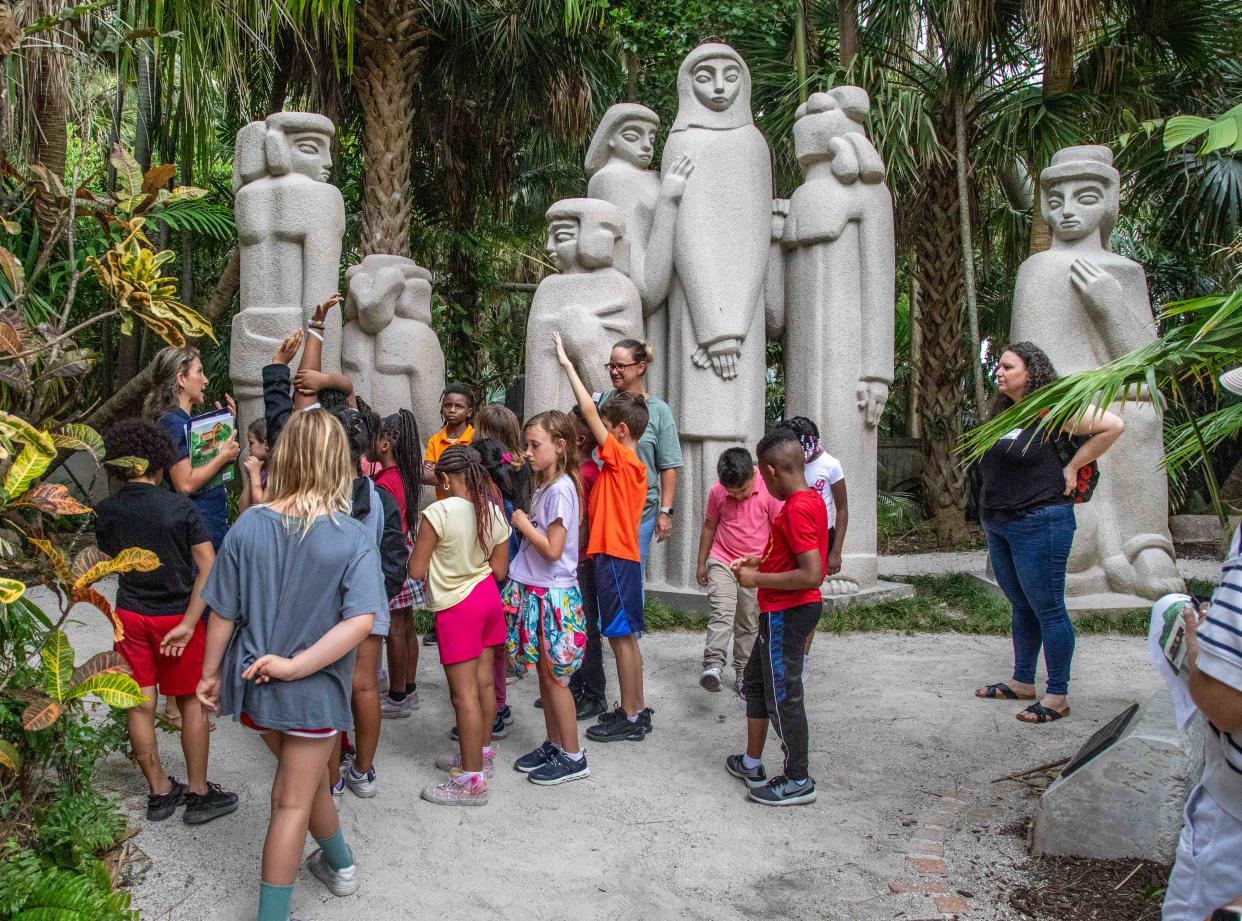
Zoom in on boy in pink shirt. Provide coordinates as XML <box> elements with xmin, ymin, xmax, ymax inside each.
<box><xmin>695</xmin><ymin>447</ymin><xmax>783</xmax><ymax>695</ymax></box>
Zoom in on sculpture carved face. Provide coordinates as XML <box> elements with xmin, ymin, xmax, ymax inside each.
<box><xmin>546</xmin><ymin>218</ymin><xmax>582</xmax><ymax>273</ymax></box>
<box><xmin>691</xmin><ymin>57</ymin><xmax>743</xmax><ymax>112</ymax></box>
<box><xmin>1045</xmin><ymin>178</ymin><xmax>1109</xmax><ymax>244</ymax></box>
<box><xmin>286</xmin><ymin>131</ymin><xmax>332</xmax><ymax>182</ymax></box>
<box><xmin>610</xmin><ymin>119</ymin><xmax>657</xmax><ymax>168</ymax></box>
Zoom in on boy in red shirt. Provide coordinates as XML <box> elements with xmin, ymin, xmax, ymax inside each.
<box><xmin>728</xmin><ymin>427</ymin><xmax>827</xmax><ymax>806</ymax></box>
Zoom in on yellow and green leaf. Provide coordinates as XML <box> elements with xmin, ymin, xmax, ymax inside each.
<box><xmin>28</xmin><ymin>536</ymin><xmax>70</xmax><ymax>581</ymax></box>
<box><xmin>0</xmin><ymin>410</ymin><xmax>55</xmax><ymax>455</ymax></box>
<box><xmin>0</xmin><ymin>739</ymin><xmax>19</xmax><ymax>771</ymax></box>
<box><xmin>41</xmin><ymin>629</ymin><xmax>74</xmax><ymax>701</ymax></box>
<box><xmin>71</xmin><ymin>649</ymin><xmax>131</xmax><ymax>686</ymax></box>
<box><xmin>104</xmin><ymin>455</ymin><xmax>148</xmax><ymax>476</ymax></box>
<box><xmin>67</xmin><ymin>672</ymin><xmax>146</xmax><ymax>709</ymax></box>
<box><xmin>53</xmin><ymin>423</ymin><xmax>105</xmax><ymax>459</ymax></box>
<box><xmin>72</xmin><ymin>546</ymin><xmax>160</xmax><ymax>591</ymax></box>
<box><xmin>2</xmin><ymin>443</ymin><xmax>52</xmax><ymax>498</ymax></box>
<box><xmin>0</xmin><ymin>577</ymin><xmax>24</xmax><ymax>603</ymax></box>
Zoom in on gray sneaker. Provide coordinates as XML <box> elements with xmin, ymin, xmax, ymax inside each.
<box><xmin>307</xmin><ymin>848</ymin><xmax>358</xmax><ymax>896</ymax></box>
<box><xmin>749</xmin><ymin>774</ymin><xmax>817</xmax><ymax>807</ymax></box>
<box><xmin>725</xmin><ymin>753</ymin><xmax>767</xmax><ymax>789</ymax></box>
<box><xmin>380</xmin><ymin>694</ymin><xmax>414</xmax><ymax>720</ymax></box>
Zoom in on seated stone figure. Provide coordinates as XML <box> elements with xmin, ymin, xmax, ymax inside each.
<box><xmin>524</xmin><ymin>199</ymin><xmax>643</xmax><ymax>415</ymax></box>
<box><xmin>342</xmin><ymin>254</ymin><xmax>445</xmax><ymax>446</ymax></box>
<box><xmin>230</xmin><ymin>112</ymin><xmax>345</xmax><ymax>432</ymax></box>
<box><xmin>1011</xmin><ymin>145</ymin><xmax>1182</xmax><ymax>599</ymax></box>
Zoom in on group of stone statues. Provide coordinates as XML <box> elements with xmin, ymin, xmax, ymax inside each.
<box><xmin>227</xmin><ymin>41</ymin><xmax>1180</xmax><ymax>607</ymax></box>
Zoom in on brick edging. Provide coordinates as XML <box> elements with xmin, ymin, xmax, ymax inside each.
<box><xmin>888</xmin><ymin>779</ymin><xmax>986</xmax><ymax>918</ymax></box>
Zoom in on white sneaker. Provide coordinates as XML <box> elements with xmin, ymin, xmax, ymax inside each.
<box><xmin>380</xmin><ymin>695</ymin><xmax>413</xmax><ymax>719</ymax></box>
<box><xmin>345</xmin><ymin>764</ymin><xmax>377</xmax><ymax>798</ymax></box>
<box><xmin>307</xmin><ymin>848</ymin><xmax>358</xmax><ymax>896</ymax></box>
<box><xmin>699</xmin><ymin>666</ymin><xmax>722</xmax><ymax>692</ymax></box>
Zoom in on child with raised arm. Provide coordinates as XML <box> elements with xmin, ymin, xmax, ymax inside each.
<box><xmin>95</xmin><ymin>420</ymin><xmax>238</xmax><ymax>825</ymax></box>
<box><xmin>553</xmin><ymin>333</ymin><xmax>653</xmax><ymax>742</ymax></box>
<box><xmin>197</xmin><ymin>409</ymin><xmax>386</xmax><ymax>920</ymax></box>
<box><xmin>410</xmin><ymin>445</ymin><xmax>511</xmax><ymax>806</ymax></box>
<box><xmin>726</xmin><ymin>427</ymin><xmax>828</xmax><ymax>807</ymax></box>
<box><xmin>503</xmin><ymin>410</ymin><xmax>589</xmax><ymax>784</ymax></box>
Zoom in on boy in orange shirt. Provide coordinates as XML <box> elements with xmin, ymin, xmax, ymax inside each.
<box><xmin>553</xmin><ymin>333</ymin><xmax>653</xmax><ymax>742</ymax></box>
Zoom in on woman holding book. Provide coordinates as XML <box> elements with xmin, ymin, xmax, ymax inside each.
<box><xmin>146</xmin><ymin>346</ymin><xmax>241</xmax><ymax>551</ymax></box>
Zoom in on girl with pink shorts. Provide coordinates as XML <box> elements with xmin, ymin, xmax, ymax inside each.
<box><xmin>408</xmin><ymin>444</ymin><xmax>511</xmax><ymax>806</ymax></box>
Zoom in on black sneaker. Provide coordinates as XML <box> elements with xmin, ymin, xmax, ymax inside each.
<box><xmin>514</xmin><ymin>741</ymin><xmax>558</xmax><ymax>773</ymax></box>
<box><xmin>497</xmin><ymin>705</ymin><xmax>513</xmax><ymax>726</ymax></box>
<box><xmin>575</xmin><ymin>696</ymin><xmax>607</xmax><ymax>721</ymax></box>
<box><xmin>725</xmin><ymin>753</ymin><xmax>767</xmax><ymax>789</ymax></box>
<box><xmin>528</xmin><ymin>750</ymin><xmax>590</xmax><ymax>785</ymax></box>
<box><xmin>146</xmin><ymin>777</ymin><xmax>187</xmax><ymax>821</ymax></box>
<box><xmin>533</xmin><ymin>697</ymin><xmax>544</xmax><ymax>710</ymax></box>
<box><xmin>422</xmin><ymin>630</ymin><xmax>438</xmax><ymax>646</ymax></box>
<box><xmin>748</xmin><ymin>775</ymin><xmax>817</xmax><ymax>807</ymax></box>
<box><xmin>183</xmin><ymin>782</ymin><xmax>240</xmax><ymax>825</ymax></box>
<box><xmin>585</xmin><ymin>711</ymin><xmax>646</xmax><ymax>743</ymax></box>
<box><xmin>450</xmin><ymin>713</ymin><xmax>508</xmax><ymax>742</ymax></box>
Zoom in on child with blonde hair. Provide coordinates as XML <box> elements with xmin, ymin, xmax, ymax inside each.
<box><xmin>198</xmin><ymin>409</ymin><xmax>387</xmax><ymax>919</ymax></box>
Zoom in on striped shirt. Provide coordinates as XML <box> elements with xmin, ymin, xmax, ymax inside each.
<box><xmin>1200</xmin><ymin>524</ymin><xmax>1242</xmax><ymax>821</ymax></box>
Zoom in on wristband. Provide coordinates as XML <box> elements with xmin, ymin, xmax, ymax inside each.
<box><xmin>308</xmin><ymin>329</ymin><xmax>324</xmax><ymax>342</ymax></box>
<box><xmin>660</xmin><ymin>506</ymin><xmax>674</xmax><ymax>516</ymax></box>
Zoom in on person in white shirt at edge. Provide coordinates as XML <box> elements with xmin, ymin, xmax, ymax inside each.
<box><xmin>1162</xmin><ymin>368</ymin><xmax>1242</xmax><ymax>921</ymax></box>
<box><xmin>775</xmin><ymin>416</ymin><xmax>847</xmax><ymax>683</ymax></box>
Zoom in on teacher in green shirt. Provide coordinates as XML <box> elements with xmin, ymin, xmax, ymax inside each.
<box><xmin>598</xmin><ymin>338</ymin><xmax>683</xmax><ymax>567</ymax></box>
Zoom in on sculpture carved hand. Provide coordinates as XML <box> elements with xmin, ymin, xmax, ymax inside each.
<box><xmin>856</xmin><ymin>380</ymin><xmax>889</xmax><ymax>428</ymax></box>
<box><xmin>1069</xmin><ymin>258</ymin><xmax>1124</xmax><ymax>318</ymax></box>
<box><xmin>692</xmin><ymin>338</ymin><xmax>741</xmax><ymax>380</ymax></box>
<box><xmin>351</xmin><ymin>267</ymin><xmax>405</xmax><ymax>333</ymax></box>
<box><xmin>660</xmin><ymin>155</ymin><xmax>695</xmax><ymax>202</ymax></box>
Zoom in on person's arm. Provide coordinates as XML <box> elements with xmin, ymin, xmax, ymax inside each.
<box><xmin>656</xmin><ymin>467</ymin><xmax>678</xmax><ymax>542</ymax></box>
<box><xmin>554</xmin><ymin>332</ymin><xmax>608</xmax><ymax>446</ymax></box>
<box><xmin>407</xmin><ymin>513</ymin><xmax>438</xmax><ymax>580</ymax></box>
<box><xmin>1061</xmin><ymin>406</ymin><xmax>1125</xmax><ymax>495</ymax></box>
<box><xmin>160</xmin><ymin>541</ymin><xmax>215</xmax><ymax>657</ymax></box>
<box><xmin>735</xmin><ymin>548</ymin><xmax>822</xmax><ymax>592</ymax></box>
<box><xmin>196</xmin><ymin>614</ymin><xmax>237</xmax><ymax>712</ymax></box>
<box><xmin>241</xmin><ymin>614</ymin><xmax>375</xmax><ymax>684</ymax></box>
<box><xmin>1185</xmin><ymin>605</ymin><xmax>1242</xmax><ymax>733</ymax></box>
<box><xmin>168</xmin><ymin>428</ymin><xmax>240</xmax><ymax>495</ymax></box>
<box><xmin>511</xmin><ymin>512</ymin><xmax>567</xmax><ymax>562</ymax></box>
<box><xmin>262</xmin><ymin>330</ymin><xmax>302</xmax><ymax>450</ymax></box>
<box><xmin>293</xmin><ymin>293</ymin><xmax>343</xmax><ymax>411</ymax></box>
<box><xmin>488</xmin><ymin>536</ymin><xmax>509</xmax><ymax>583</ymax></box>
<box><xmin>828</xmin><ymin>480</ymin><xmax>847</xmax><ymax>575</ymax></box>
<box><xmin>695</xmin><ymin>517</ymin><xmax>719</xmax><ymax>587</ymax></box>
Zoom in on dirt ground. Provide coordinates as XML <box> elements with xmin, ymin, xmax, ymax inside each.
<box><xmin>59</xmin><ymin>594</ymin><xmax>1168</xmax><ymax>921</ymax></box>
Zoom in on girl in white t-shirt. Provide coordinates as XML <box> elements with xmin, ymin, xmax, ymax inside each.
<box><xmin>502</xmin><ymin>410</ymin><xmax>589</xmax><ymax>785</ymax></box>
<box><xmin>408</xmin><ymin>444</ymin><xmax>511</xmax><ymax>806</ymax></box>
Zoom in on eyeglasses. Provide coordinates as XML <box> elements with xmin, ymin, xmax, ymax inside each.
<box><xmin>604</xmin><ymin>361</ymin><xmax>642</xmax><ymax>372</ymax></box>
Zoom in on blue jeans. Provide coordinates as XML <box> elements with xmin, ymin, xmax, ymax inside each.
<box><xmin>639</xmin><ymin>514</ymin><xmax>657</xmax><ymax>569</ymax></box>
<box><xmin>982</xmin><ymin>504</ymin><xmax>1077</xmax><ymax>696</ymax></box>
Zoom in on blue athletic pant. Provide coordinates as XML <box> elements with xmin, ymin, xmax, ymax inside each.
<box><xmin>742</xmin><ymin>602</ymin><xmax>821</xmax><ymax>781</ymax></box>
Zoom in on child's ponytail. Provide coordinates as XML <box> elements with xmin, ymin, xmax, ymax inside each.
<box><xmin>381</xmin><ymin>409</ymin><xmax>422</xmax><ymax>526</ymax></box>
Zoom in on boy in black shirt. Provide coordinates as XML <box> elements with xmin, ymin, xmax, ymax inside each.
<box><xmin>95</xmin><ymin>420</ymin><xmax>238</xmax><ymax>825</ymax></box>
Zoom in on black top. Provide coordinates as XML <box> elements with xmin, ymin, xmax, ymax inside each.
<box><xmin>978</xmin><ymin>424</ymin><xmax>1073</xmax><ymax>521</ymax></box>
<box><xmin>95</xmin><ymin>481</ymin><xmax>211</xmax><ymax>615</ymax></box>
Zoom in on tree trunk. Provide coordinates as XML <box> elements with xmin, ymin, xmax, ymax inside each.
<box><xmin>1028</xmin><ymin>36</ymin><xmax>1074</xmax><ymax>255</ymax></box>
<box><xmin>954</xmin><ymin>96</ymin><xmax>986</xmax><ymax>412</ymax></box>
<box><xmin>793</xmin><ymin>0</ymin><xmax>808</xmax><ymax>104</ymax></box>
<box><xmin>838</xmin><ymin>0</ymin><xmax>858</xmax><ymax>72</ymax></box>
<box><xmin>908</xmin><ymin>275</ymin><xmax>922</xmax><ymax>439</ymax></box>
<box><xmin>357</xmin><ymin>0</ymin><xmax>424</xmax><ymax>258</ymax></box>
<box><xmin>28</xmin><ymin>0</ymin><xmax>71</xmax><ymax>244</ymax></box>
<box><xmin>915</xmin><ymin>152</ymin><xmax>970</xmax><ymax>544</ymax></box>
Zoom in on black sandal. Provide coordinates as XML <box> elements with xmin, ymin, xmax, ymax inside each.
<box><xmin>1017</xmin><ymin>702</ymin><xmax>1070</xmax><ymax>724</ymax></box>
<box><xmin>975</xmin><ymin>682</ymin><xmax>1035</xmax><ymax>701</ymax></box>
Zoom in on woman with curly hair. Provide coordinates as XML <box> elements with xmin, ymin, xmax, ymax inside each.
<box><xmin>973</xmin><ymin>342</ymin><xmax>1125</xmax><ymax>725</ymax></box>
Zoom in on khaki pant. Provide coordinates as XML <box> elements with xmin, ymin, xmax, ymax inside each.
<box><xmin>702</xmin><ymin>558</ymin><xmax>759</xmax><ymax>673</ymax></box>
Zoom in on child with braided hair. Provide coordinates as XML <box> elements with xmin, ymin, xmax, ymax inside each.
<box><xmin>369</xmin><ymin>409</ymin><xmax>426</xmax><ymax>719</ymax></box>
<box><xmin>409</xmin><ymin>445</ymin><xmax>511</xmax><ymax>806</ymax></box>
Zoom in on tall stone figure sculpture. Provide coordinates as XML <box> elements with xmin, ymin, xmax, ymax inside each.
<box><xmin>645</xmin><ymin>42</ymin><xmax>773</xmax><ymax>596</ymax></box>
<box><xmin>778</xmin><ymin>88</ymin><xmax>895</xmax><ymax>595</ymax></box>
<box><xmin>342</xmin><ymin>254</ymin><xmax>445</xmax><ymax>444</ymax></box>
<box><xmin>524</xmin><ymin>199</ymin><xmax>643</xmax><ymax>416</ymax></box>
<box><xmin>1011</xmin><ymin>145</ymin><xmax>1183</xmax><ymax>600</ymax></box>
<box><xmin>231</xmin><ymin>112</ymin><xmax>345</xmax><ymax>431</ymax></box>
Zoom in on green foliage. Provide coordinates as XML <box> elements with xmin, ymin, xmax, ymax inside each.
<box><xmin>35</xmin><ymin>788</ymin><xmax>127</xmax><ymax>870</ymax></box>
<box><xmin>877</xmin><ymin>490</ymin><xmax>924</xmax><ymax>542</ymax></box>
<box><xmin>0</xmin><ymin>843</ymin><xmax>136</xmax><ymax>921</ymax></box>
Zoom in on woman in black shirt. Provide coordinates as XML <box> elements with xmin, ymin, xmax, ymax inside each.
<box><xmin>973</xmin><ymin>342</ymin><xmax>1124</xmax><ymax>724</ymax></box>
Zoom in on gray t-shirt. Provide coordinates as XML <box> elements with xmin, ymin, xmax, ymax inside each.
<box><xmin>599</xmin><ymin>391</ymin><xmax>683</xmax><ymax>522</ymax></box>
<box><xmin>202</xmin><ymin>506</ymin><xmax>387</xmax><ymax>733</ymax></box>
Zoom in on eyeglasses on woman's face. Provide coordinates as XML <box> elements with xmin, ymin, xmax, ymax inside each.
<box><xmin>604</xmin><ymin>361</ymin><xmax>642</xmax><ymax>372</ymax></box>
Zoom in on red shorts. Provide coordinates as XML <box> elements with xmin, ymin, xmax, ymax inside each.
<box><xmin>114</xmin><ymin>608</ymin><xmax>206</xmax><ymax>696</ymax></box>
<box><xmin>239</xmin><ymin>713</ymin><xmax>337</xmax><ymax>740</ymax></box>
<box><xmin>435</xmin><ymin>576</ymin><xmax>506</xmax><ymax>666</ymax></box>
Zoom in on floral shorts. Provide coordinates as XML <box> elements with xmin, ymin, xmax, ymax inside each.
<box><xmin>501</xmin><ymin>579</ymin><xmax>586</xmax><ymax>687</ymax></box>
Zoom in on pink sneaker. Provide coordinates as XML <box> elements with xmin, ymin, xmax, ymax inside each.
<box><xmin>434</xmin><ymin>746</ymin><xmax>497</xmax><ymax>778</ymax></box>
<box><xmin>421</xmin><ymin>773</ymin><xmax>488</xmax><ymax>806</ymax></box>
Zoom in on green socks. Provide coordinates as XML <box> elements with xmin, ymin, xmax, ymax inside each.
<box><xmin>315</xmin><ymin>827</ymin><xmax>354</xmax><ymax>871</ymax></box>
<box><xmin>257</xmin><ymin>882</ymin><xmax>293</xmax><ymax>921</ymax></box>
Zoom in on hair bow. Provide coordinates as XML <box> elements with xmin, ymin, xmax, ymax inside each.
<box><xmin>501</xmin><ymin>452</ymin><xmax>512</xmax><ymax>464</ymax></box>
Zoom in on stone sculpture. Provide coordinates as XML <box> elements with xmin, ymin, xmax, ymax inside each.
<box><xmin>523</xmin><ymin>199</ymin><xmax>643</xmax><ymax>416</ymax></box>
<box><xmin>231</xmin><ymin>112</ymin><xmax>345</xmax><ymax>431</ymax></box>
<box><xmin>777</xmin><ymin>88</ymin><xmax>895</xmax><ymax>594</ymax></box>
<box><xmin>1010</xmin><ymin>145</ymin><xmax>1183</xmax><ymax>600</ymax></box>
<box><xmin>644</xmin><ymin>42</ymin><xmax>773</xmax><ymax>596</ymax></box>
<box><xmin>342</xmin><ymin>254</ymin><xmax>445</xmax><ymax>444</ymax></box>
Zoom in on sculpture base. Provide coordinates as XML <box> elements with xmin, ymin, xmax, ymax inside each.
<box><xmin>645</xmin><ymin>579</ymin><xmax>914</xmax><ymax>616</ymax></box>
<box><xmin>968</xmin><ymin>573</ymin><xmax>1155</xmax><ymax>617</ymax></box>
<box><xmin>1030</xmin><ymin>689</ymin><xmax>1203</xmax><ymax>861</ymax></box>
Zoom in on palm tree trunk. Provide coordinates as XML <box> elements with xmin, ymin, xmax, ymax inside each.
<box><xmin>908</xmin><ymin>275</ymin><xmax>922</xmax><ymax>438</ymax></box>
<box><xmin>838</xmin><ymin>0</ymin><xmax>858</xmax><ymax>72</ymax></box>
<box><xmin>915</xmin><ymin>153</ymin><xmax>970</xmax><ymax>543</ymax></box>
<box><xmin>793</xmin><ymin>0</ymin><xmax>808</xmax><ymax>103</ymax></box>
<box><xmin>357</xmin><ymin>0</ymin><xmax>425</xmax><ymax>258</ymax></box>
<box><xmin>28</xmin><ymin>0</ymin><xmax>71</xmax><ymax>244</ymax></box>
<box><xmin>954</xmin><ymin>96</ymin><xmax>986</xmax><ymax>412</ymax></box>
<box><xmin>1028</xmin><ymin>35</ymin><xmax>1073</xmax><ymax>255</ymax></box>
